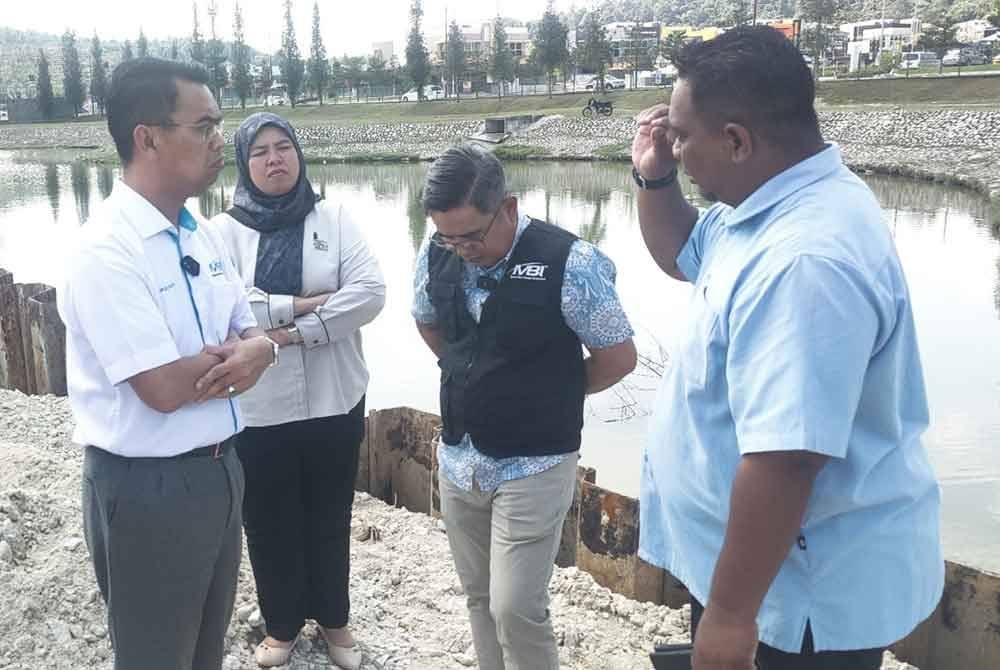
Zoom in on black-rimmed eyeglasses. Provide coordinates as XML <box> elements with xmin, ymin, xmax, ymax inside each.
<box><xmin>430</xmin><ymin>200</ymin><xmax>506</xmax><ymax>250</ymax></box>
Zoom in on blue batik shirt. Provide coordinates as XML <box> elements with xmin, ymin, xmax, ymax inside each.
<box><xmin>412</xmin><ymin>214</ymin><xmax>633</xmax><ymax>492</ymax></box>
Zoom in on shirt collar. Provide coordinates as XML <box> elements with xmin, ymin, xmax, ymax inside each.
<box><xmin>110</xmin><ymin>180</ymin><xmax>199</xmax><ymax>239</ymax></box>
<box><xmin>722</xmin><ymin>143</ymin><xmax>843</xmax><ymax>228</ymax></box>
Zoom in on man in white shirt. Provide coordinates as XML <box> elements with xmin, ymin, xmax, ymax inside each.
<box><xmin>58</xmin><ymin>58</ymin><xmax>276</xmax><ymax>670</ymax></box>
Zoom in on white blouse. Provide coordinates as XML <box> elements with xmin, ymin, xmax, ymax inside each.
<box><xmin>212</xmin><ymin>201</ymin><xmax>386</xmax><ymax>427</ymax></box>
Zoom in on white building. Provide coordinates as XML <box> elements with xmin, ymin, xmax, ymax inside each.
<box><xmin>372</xmin><ymin>41</ymin><xmax>394</xmax><ymax>63</ymax></box>
<box><xmin>953</xmin><ymin>19</ymin><xmax>999</xmax><ymax>44</ymax></box>
<box><xmin>840</xmin><ymin>18</ymin><xmax>922</xmax><ymax>71</ymax></box>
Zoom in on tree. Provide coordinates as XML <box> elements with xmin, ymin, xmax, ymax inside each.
<box><xmin>387</xmin><ymin>54</ymin><xmax>407</xmax><ymax>96</ymax></box>
<box><xmin>36</xmin><ymin>50</ymin><xmax>54</xmax><ymax>120</ymax></box>
<box><xmin>797</xmin><ymin>0</ymin><xmax>839</xmax><ymax>75</ymax></box>
<box><xmin>190</xmin><ymin>2</ymin><xmax>206</xmax><ymax>64</ymax></box>
<box><xmin>121</xmin><ymin>40</ymin><xmax>134</xmax><ymax>62</ymax></box>
<box><xmin>137</xmin><ymin>28</ymin><xmax>149</xmax><ymax>58</ymax></box>
<box><xmin>258</xmin><ymin>57</ymin><xmax>274</xmax><ymax>98</ymax></box>
<box><xmin>61</xmin><ymin>31</ymin><xmax>85</xmax><ymax>118</ymax></box>
<box><xmin>729</xmin><ymin>0</ymin><xmax>750</xmax><ymax>26</ymax></box>
<box><xmin>916</xmin><ymin>23</ymin><xmax>958</xmax><ymax>55</ymax></box>
<box><xmin>405</xmin><ymin>0</ymin><xmax>430</xmax><ymax>100</ymax></box>
<box><xmin>231</xmin><ymin>2</ymin><xmax>253</xmax><ymax>109</ymax></box>
<box><xmin>579</xmin><ymin>12</ymin><xmax>612</xmax><ymax>88</ymax></box>
<box><xmin>281</xmin><ymin>0</ymin><xmax>306</xmax><ymax>106</ymax></box>
<box><xmin>171</xmin><ymin>40</ymin><xmax>180</xmax><ymax>60</ymax></box>
<box><xmin>445</xmin><ymin>20</ymin><xmax>466</xmax><ymax>97</ymax></box>
<box><xmin>308</xmin><ymin>1</ymin><xmax>330</xmax><ymax>104</ymax></box>
<box><xmin>489</xmin><ymin>16</ymin><xmax>515</xmax><ymax>98</ymax></box>
<box><xmin>531</xmin><ymin>1</ymin><xmax>569</xmax><ymax>97</ymax></box>
<box><xmin>659</xmin><ymin>30</ymin><xmax>686</xmax><ymax>62</ymax></box>
<box><xmin>206</xmin><ymin>38</ymin><xmax>228</xmax><ymax>102</ymax></box>
<box><xmin>90</xmin><ymin>33</ymin><xmax>108</xmax><ymax>116</ymax></box>
<box><xmin>368</xmin><ymin>52</ymin><xmax>387</xmax><ymax>97</ymax></box>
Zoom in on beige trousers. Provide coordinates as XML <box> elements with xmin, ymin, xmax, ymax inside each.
<box><xmin>438</xmin><ymin>455</ymin><xmax>578</xmax><ymax>670</ymax></box>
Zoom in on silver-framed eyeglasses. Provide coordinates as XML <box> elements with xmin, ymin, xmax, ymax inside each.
<box><xmin>158</xmin><ymin>118</ymin><xmax>225</xmax><ymax>143</ymax></box>
<box><xmin>430</xmin><ymin>200</ymin><xmax>506</xmax><ymax>250</ymax></box>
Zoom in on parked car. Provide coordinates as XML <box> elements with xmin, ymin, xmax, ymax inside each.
<box><xmin>400</xmin><ymin>85</ymin><xmax>444</xmax><ymax>102</ymax></box>
<box><xmin>994</xmin><ymin>53</ymin><xmax>1000</xmax><ymax>64</ymax></box>
<box><xmin>900</xmin><ymin>51</ymin><xmax>940</xmax><ymax>69</ymax></box>
<box><xmin>943</xmin><ymin>48</ymin><xmax>988</xmax><ymax>66</ymax></box>
<box><xmin>265</xmin><ymin>94</ymin><xmax>286</xmax><ymax>106</ymax></box>
<box><xmin>585</xmin><ymin>75</ymin><xmax>626</xmax><ymax>90</ymax></box>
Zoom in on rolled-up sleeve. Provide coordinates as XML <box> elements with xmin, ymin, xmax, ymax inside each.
<box><xmin>296</xmin><ymin>209</ymin><xmax>386</xmax><ymax>349</ymax></box>
<box><xmin>61</xmin><ymin>248</ymin><xmax>180</xmax><ymax>386</ymax></box>
<box><xmin>726</xmin><ymin>254</ymin><xmax>880</xmax><ymax>459</ymax></box>
<box><xmin>560</xmin><ymin>241</ymin><xmax>633</xmax><ymax>349</ymax></box>
<box><xmin>410</xmin><ymin>237</ymin><xmax>437</xmax><ymax>325</ymax></box>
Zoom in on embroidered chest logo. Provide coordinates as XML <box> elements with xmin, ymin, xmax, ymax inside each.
<box><xmin>313</xmin><ymin>232</ymin><xmax>329</xmax><ymax>251</ymax></box>
<box><xmin>208</xmin><ymin>259</ymin><xmax>225</xmax><ymax>277</ymax></box>
<box><xmin>509</xmin><ymin>262</ymin><xmax>548</xmax><ymax>281</ymax></box>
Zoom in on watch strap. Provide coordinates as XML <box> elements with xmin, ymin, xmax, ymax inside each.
<box><xmin>633</xmin><ymin>166</ymin><xmax>679</xmax><ymax>190</ymax></box>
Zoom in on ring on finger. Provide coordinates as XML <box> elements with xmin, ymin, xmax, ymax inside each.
<box><xmin>227</xmin><ymin>385</ymin><xmax>237</xmax><ymax>396</ymax></box>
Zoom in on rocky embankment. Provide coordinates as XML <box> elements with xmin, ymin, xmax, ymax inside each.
<box><xmin>0</xmin><ymin>389</ymin><xmax>922</xmax><ymax>670</ymax></box>
<box><xmin>0</xmin><ymin>109</ymin><xmax>998</xmax><ymax>202</ymax></box>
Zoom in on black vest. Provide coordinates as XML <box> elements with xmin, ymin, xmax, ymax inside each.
<box><xmin>427</xmin><ymin>219</ymin><xmax>586</xmax><ymax>458</ymax></box>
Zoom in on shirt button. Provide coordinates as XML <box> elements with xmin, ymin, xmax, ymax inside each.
<box><xmin>279</xmin><ymin>319</ymin><xmax>286</xmax><ymax>325</ymax></box>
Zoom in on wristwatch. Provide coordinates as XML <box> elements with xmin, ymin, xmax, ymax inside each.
<box><xmin>285</xmin><ymin>324</ymin><xmax>303</xmax><ymax>345</ymax></box>
<box><xmin>632</xmin><ymin>165</ymin><xmax>679</xmax><ymax>190</ymax></box>
<box><xmin>264</xmin><ymin>337</ymin><xmax>280</xmax><ymax>367</ymax></box>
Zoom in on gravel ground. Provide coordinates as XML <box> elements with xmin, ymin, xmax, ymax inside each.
<box><xmin>0</xmin><ymin>389</ymin><xmax>919</xmax><ymax>669</ymax></box>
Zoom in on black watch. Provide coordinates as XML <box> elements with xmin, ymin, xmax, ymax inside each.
<box><xmin>632</xmin><ymin>166</ymin><xmax>678</xmax><ymax>190</ymax></box>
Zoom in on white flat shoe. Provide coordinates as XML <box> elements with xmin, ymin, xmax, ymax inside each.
<box><xmin>327</xmin><ymin>642</ymin><xmax>363</xmax><ymax>670</ymax></box>
<box><xmin>254</xmin><ymin>631</ymin><xmax>300</xmax><ymax>667</ymax></box>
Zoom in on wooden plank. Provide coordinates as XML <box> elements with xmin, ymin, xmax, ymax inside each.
<box><xmin>366</xmin><ymin>407</ymin><xmax>440</xmax><ymax>514</ymax></box>
<box><xmin>891</xmin><ymin>561</ymin><xmax>1000</xmax><ymax>670</ymax></box>
<box><xmin>356</xmin><ymin>411</ymin><xmax>372</xmax><ymax>494</ymax></box>
<box><xmin>25</xmin><ymin>286</ymin><xmax>66</xmax><ymax>396</ymax></box>
<box><xmin>0</xmin><ymin>269</ymin><xmax>29</xmax><ymax>392</ymax></box>
<box><xmin>555</xmin><ymin>465</ymin><xmax>596</xmax><ymax>568</ymax></box>
<box><xmin>15</xmin><ymin>283</ymin><xmax>48</xmax><ymax>395</ymax></box>
<box><xmin>576</xmin><ymin>480</ymin><xmax>664</xmax><ymax>603</ymax></box>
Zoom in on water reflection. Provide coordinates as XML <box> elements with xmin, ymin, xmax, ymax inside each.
<box><xmin>44</xmin><ymin>164</ymin><xmax>60</xmax><ymax>223</ymax></box>
<box><xmin>71</xmin><ymin>163</ymin><xmax>91</xmax><ymax>224</ymax></box>
<box><xmin>2</xmin><ymin>154</ymin><xmax>1000</xmax><ymax>572</ymax></box>
<box><xmin>97</xmin><ymin>166</ymin><xmax>114</xmax><ymax>199</ymax></box>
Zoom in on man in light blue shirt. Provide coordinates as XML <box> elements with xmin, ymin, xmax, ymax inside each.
<box><xmin>632</xmin><ymin>27</ymin><xmax>943</xmax><ymax>670</ymax></box>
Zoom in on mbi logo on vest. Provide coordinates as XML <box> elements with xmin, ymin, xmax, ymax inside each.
<box><xmin>509</xmin><ymin>262</ymin><xmax>548</xmax><ymax>281</ymax></box>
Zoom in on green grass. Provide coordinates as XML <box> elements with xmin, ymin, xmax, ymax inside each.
<box><xmin>815</xmin><ymin>74</ymin><xmax>1000</xmax><ymax>106</ymax></box>
<box><xmin>593</xmin><ymin>142</ymin><xmax>631</xmax><ymax>161</ymax></box>
<box><xmin>491</xmin><ymin>144</ymin><xmax>550</xmax><ymax>160</ymax></box>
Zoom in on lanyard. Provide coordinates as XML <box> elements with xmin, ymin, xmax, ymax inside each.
<box><xmin>168</xmin><ymin>228</ymin><xmax>238</xmax><ymax>433</ymax></box>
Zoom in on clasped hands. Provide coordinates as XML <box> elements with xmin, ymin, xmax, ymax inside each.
<box><xmin>193</xmin><ymin>335</ymin><xmax>274</xmax><ymax>402</ymax></box>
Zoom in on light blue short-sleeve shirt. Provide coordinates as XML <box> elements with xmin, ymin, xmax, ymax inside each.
<box><xmin>639</xmin><ymin>145</ymin><xmax>943</xmax><ymax>652</ymax></box>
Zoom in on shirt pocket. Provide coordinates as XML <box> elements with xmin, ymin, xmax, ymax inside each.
<box><xmin>680</xmin><ymin>282</ymin><xmax>718</xmax><ymax>389</ymax></box>
<box><xmin>206</xmin><ymin>277</ymin><xmax>241</xmax><ymax>344</ymax></box>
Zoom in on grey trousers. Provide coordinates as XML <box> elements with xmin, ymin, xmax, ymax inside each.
<box><xmin>82</xmin><ymin>443</ymin><xmax>244</xmax><ymax>670</ymax></box>
<box><xmin>439</xmin><ymin>455</ymin><xmax>578</xmax><ymax>670</ymax></box>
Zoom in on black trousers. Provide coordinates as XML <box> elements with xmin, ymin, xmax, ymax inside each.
<box><xmin>690</xmin><ymin>599</ymin><xmax>885</xmax><ymax>670</ymax></box>
<box><xmin>235</xmin><ymin>398</ymin><xmax>365</xmax><ymax>642</ymax></box>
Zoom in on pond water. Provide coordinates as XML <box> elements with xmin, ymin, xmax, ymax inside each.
<box><xmin>1</xmin><ymin>153</ymin><xmax>998</xmax><ymax>573</ymax></box>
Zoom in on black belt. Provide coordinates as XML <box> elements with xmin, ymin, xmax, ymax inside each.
<box><xmin>179</xmin><ymin>437</ymin><xmax>234</xmax><ymax>460</ymax></box>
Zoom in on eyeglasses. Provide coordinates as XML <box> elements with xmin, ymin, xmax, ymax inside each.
<box><xmin>430</xmin><ymin>200</ymin><xmax>506</xmax><ymax>250</ymax></box>
<box><xmin>157</xmin><ymin>118</ymin><xmax>225</xmax><ymax>143</ymax></box>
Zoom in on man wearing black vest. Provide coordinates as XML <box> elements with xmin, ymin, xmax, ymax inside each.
<box><xmin>412</xmin><ymin>144</ymin><xmax>637</xmax><ymax>670</ymax></box>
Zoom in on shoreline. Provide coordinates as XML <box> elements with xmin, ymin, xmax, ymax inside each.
<box><xmin>2</xmin><ymin>108</ymin><xmax>998</xmax><ymax>234</ymax></box>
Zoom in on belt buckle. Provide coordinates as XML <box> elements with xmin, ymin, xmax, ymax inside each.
<box><xmin>213</xmin><ymin>442</ymin><xmax>223</xmax><ymax>460</ymax></box>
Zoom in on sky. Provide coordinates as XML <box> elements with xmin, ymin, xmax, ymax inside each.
<box><xmin>2</xmin><ymin>0</ymin><xmax>579</xmax><ymax>58</ymax></box>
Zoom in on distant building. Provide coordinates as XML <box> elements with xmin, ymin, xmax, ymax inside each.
<box><xmin>604</xmin><ymin>21</ymin><xmax>661</xmax><ymax>72</ymax></box>
<box><xmin>953</xmin><ymin>19</ymin><xmax>1000</xmax><ymax>44</ymax></box>
<box><xmin>661</xmin><ymin>25</ymin><xmax>725</xmax><ymax>44</ymax></box>
<box><xmin>839</xmin><ymin>18</ymin><xmax>921</xmax><ymax>71</ymax></box>
<box><xmin>372</xmin><ymin>41</ymin><xmax>394</xmax><ymax>63</ymax></box>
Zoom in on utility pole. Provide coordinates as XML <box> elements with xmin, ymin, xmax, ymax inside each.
<box><xmin>753</xmin><ymin>0</ymin><xmax>758</xmax><ymax>26</ymax></box>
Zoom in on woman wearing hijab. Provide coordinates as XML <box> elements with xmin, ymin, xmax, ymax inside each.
<box><xmin>212</xmin><ymin>112</ymin><xmax>385</xmax><ymax>669</ymax></box>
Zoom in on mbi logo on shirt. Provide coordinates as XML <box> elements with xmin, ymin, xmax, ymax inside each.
<box><xmin>509</xmin><ymin>262</ymin><xmax>548</xmax><ymax>281</ymax></box>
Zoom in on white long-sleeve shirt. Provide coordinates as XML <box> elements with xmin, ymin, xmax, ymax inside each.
<box><xmin>212</xmin><ymin>200</ymin><xmax>386</xmax><ymax>427</ymax></box>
